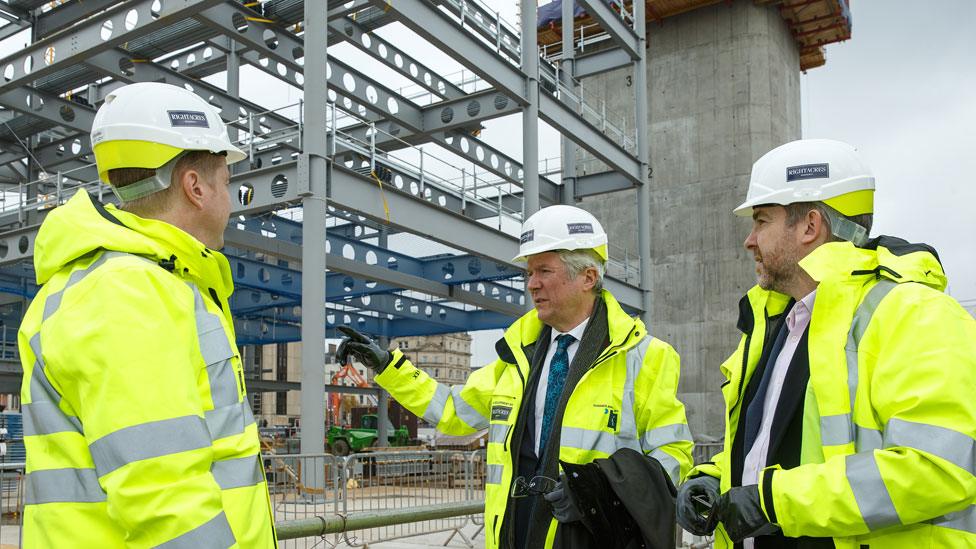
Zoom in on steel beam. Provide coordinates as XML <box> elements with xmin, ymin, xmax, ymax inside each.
<box><xmin>334</xmin><ymin>17</ymin><xmax>465</xmax><ymax>101</ymax></box>
<box><xmin>574</xmin><ymin>47</ymin><xmax>632</xmax><ymax>79</ymax></box>
<box><xmin>81</xmin><ymin>49</ymin><xmax>299</xmax><ymax>138</ymax></box>
<box><xmin>0</xmin><ymin>0</ymin><xmax>224</xmax><ymax>94</ymax></box>
<box><xmin>34</xmin><ymin>0</ymin><xmax>123</xmax><ymax>37</ymax></box>
<box><xmin>223</xmin><ymin>226</ymin><xmax>525</xmax><ymax>317</ymax></box>
<box><xmin>0</xmin><ymin>87</ymin><xmax>96</xmax><ymax>134</ymax></box>
<box><xmin>575</xmin><ymin>0</ymin><xmax>641</xmax><ymax>59</ymax></box>
<box><xmin>575</xmin><ymin>170</ymin><xmax>635</xmax><ymax>198</ymax></box>
<box><xmin>373</xmin><ymin>0</ymin><xmax>526</xmax><ymax>105</ymax></box>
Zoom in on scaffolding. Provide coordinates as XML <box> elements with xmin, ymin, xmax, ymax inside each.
<box><xmin>0</xmin><ymin>0</ymin><xmax>653</xmax><ymax>454</ymax></box>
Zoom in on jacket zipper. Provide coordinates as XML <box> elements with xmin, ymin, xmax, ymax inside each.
<box><xmin>589</xmin><ymin>324</ymin><xmax>638</xmax><ymax>370</ymax></box>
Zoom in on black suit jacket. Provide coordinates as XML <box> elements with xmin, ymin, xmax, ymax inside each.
<box><xmin>731</xmin><ymin>310</ymin><xmax>833</xmax><ymax>549</ymax></box>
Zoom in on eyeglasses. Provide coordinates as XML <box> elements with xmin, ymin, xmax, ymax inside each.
<box><xmin>510</xmin><ymin>475</ymin><xmax>558</xmax><ymax>498</ymax></box>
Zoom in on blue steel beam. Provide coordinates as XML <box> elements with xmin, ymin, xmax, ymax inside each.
<box><xmin>236</xmin><ymin>215</ymin><xmax>520</xmax><ymax>284</ymax></box>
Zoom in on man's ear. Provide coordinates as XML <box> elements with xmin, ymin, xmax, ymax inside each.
<box><xmin>581</xmin><ymin>266</ymin><xmax>599</xmax><ymax>292</ymax></box>
<box><xmin>178</xmin><ymin>168</ymin><xmax>206</xmax><ymax>210</ymax></box>
<box><xmin>799</xmin><ymin>208</ymin><xmax>828</xmax><ymax>245</ymax></box>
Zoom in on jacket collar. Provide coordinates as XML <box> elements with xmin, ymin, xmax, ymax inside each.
<box><xmin>501</xmin><ymin>289</ymin><xmax>645</xmax><ymax>364</ymax></box>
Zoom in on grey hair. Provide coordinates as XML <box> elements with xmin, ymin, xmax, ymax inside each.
<box><xmin>784</xmin><ymin>201</ymin><xmax>873</xmax><ymax>244</ymax></box>
<box><xmin>557</xmin><ymin>249</ymin><xmax>605</xmax><ymax>294</ymax></box>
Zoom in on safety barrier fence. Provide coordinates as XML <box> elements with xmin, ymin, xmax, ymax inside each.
<box><xmin>0</xmin><ymin>450</ymin><xmax>487</xmax><ymax>548</ymax></box>
<box><xmin>1</xmin><ymin>446</ymin><xmax>722</xmax><ymax>548</ymax></box>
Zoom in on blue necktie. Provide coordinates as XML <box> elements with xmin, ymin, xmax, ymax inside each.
<box><xmin>539</xmin><ymin>334</ymin><xmax>576</xmax><ymax>455</ymax></box>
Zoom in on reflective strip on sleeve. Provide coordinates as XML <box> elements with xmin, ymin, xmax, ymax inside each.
<box><xmin>212</xmin><ymin>455</ymin><xmax>264</xmax><ymax>490</ymax></box>
<box><xmin>153</xmin><ymin>511</ymin><xmax>236</xmax><ymax>549</ymax></box>
<box><xmin>451</xmin><ymin>385</ymin><xmax>490</xmax><ymax>430</ymax></box>
<box><xmin>22</xmin><ymin>399</ymin><xmax>83</xmax><ymax>436</ymax></box>
<box><xmin>650</xmin><ymin>448</ymin><xmax>681</xmax><ymax>486</ymax></box>
<box><xmin>846</xmin><ymin>452</ymin><xmax>901</xmax><ymax>530</ymax></box>
<box><xmin>931</xmin><ymin>505</ymin><xmax>976</xmax><ymax>534</ymax></box>
<box><xmin>560</xmin><ymin>426</ymin><xmax>618</xmax><ymax>456</ymax></box>
<box><xmin>855</xmin><ymin>425</ymin><xmax>883</xmax><ymax>453</ymax></box>
<box><xmin>488</xmin><ymin>424</ymin><xmax>510</xmax><ymax>445</ymax></box>
<box><xmin>823</xmin><ymin>281</ymin><xmax>896</xmax><ymax>449</ymax></box>
<box><xmin>89</xmin><ymin>415</ymin><xmax>212</xmax><ymax>477</ymax></box>
<box><xmin>640</xmin><ymin>423</ymin><xmax>693</xmax><ymax>453</ymax></box>
<box><xmin>486</xmin><ymin>464</ymin><xmax>504</xmax><ymax>485</ymax></box>
<box><xmin>883</xmin><ymin>418</ymin><xmax>976</xmax><ymax>475</ymax></box>
<box><xmin>25</xmin><ymin>468</ymin><xmax>106</xmax><ymax>504</ymax></box>
<box><xmin>205</xmin><ymin>401</ymin><xmax>256</xmax><ymax>440</ymax></box>
<box><xmin>820</xmin><ymin>414</ymin><xmax>854</xmax><ymax>446</ymax></box>
<box><xmin>24</xmin><ymin>252</ymin><xmax>129</xmax><ymax>436</ymax></box>
<box><xmin>422</xmin><ymin>384</ymin><xmax>451</xmax><ymax>426</ymax></box>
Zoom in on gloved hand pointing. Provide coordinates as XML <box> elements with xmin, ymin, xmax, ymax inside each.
<box><xmin>676</xmin><ymin>475</ymin><xmax>720</xmax><ymax>536</ymax></box>
<box><xmin>336</xmin><ymin>326</ymin><xmax>392</xmax><ymax>374</ymax></box>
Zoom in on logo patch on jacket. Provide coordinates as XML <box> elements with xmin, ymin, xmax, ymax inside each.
<box><xmin>786</xmin><ymin>163</ymin><xmax>829</xmax><ymax>182</ymax></box>
<box><xmin>567</xmin><ymin>222</ymin><xmax>593</xmax><ymax>234</ymax></box>
<box><xmin>607</xmin><ymin>409</ymin><xmax>618</xmax><ymax>430</ymax></box>
<box><xmin>491</xmin><ymin>403</ymin><xmax>513</xmax><ymax>421</ymax></box>
<box><xmin>168</xmin><ymin>110</ymin><xmax>210</xmax><ymax>128</ymax></box>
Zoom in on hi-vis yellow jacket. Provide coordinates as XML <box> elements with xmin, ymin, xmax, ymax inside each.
<box><xmin>375</xmin><ymin>289</ymin><xmax>693</xmax><ymax>549</ymax></box>
<box><xmin>691</xmin><ymin>239</ymin><xmax>976</xmax><ymax>548</ymax></box>
<box><xmin>19</xmin><ymin>190</ymin><xmax>276</xmax><ymax>548</ymax></box>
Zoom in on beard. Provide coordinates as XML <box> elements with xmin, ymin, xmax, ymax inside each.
<box><xmin>755</xmin><ymin>236</ymin><xmax>803</xmax><ymax>293</ymax></box>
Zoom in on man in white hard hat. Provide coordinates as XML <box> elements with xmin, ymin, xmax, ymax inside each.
<box><xmin>337</xmin><ymin>204</ymin><xmax>693</xmax><ymax>549</ymax></box>
<box><xmin>18</xmin><ymin>82</ymin><xmax>277</xmax><ymax>547</ymax></box>
<box><xmin>676</xmin><ymin>139</ymin><xmax>976</xmax><ymax>548</ymax></box>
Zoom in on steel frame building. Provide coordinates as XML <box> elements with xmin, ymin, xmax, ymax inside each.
<box><xmin>0</xmin><ymin>0</ymin><xmax>651</xmax><ymax>453</ymax></box>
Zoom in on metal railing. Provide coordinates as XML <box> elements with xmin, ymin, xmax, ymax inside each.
<box><xmin>0</xmin><ymin>450</ymin><xmax>486</xmax><ymax>548</ymax></box>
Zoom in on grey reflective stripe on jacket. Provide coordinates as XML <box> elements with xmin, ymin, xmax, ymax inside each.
<box><xmin>190</xmin><ymin>285</ymin><xmax>256</xmax><ymax>440</ymax></box>
<box><xmin>24</xmin><ymin>251</ymin><xmax>262</xmax><ymax>509</ymax></box>
<box><xmin>557</xmin><ymin>335</ymin><xmax>689</xmax><ymax>485</ymax></box>
<box><xmin>423</xmin><ymin>383</ymin><xmax>489</xmax><ymax>430</ymax></box>
<box><xmin>820</xmin><ymin>280</ymin><xmax>896</xmax><ymax>449</ymax></box>
<box><xmin>154</xmin><ymin>511</ymin><xmax>237</xmax><ymax>549</ymax></box>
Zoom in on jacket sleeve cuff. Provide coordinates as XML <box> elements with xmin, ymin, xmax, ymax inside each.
<box><xmin>759</xmin><ymin>465</ymin><xmax>780</xmax><ymax>525</ymax></box>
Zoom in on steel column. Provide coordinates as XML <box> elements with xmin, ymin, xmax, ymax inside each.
<box><xmin>560</xmin><ymin>0</ymin><xmax>576</xmax><ymax>204</ymax></box>
<box><xmin>299</xmin><ymin>0</ymin><xmax>328</xmax><ymax>466</ymax></box>
<box><xmin>521</xmin><ymin>0</ymin><xmax>539</xmax><ymax>220</ymax></box>
<box><xmin>635</xmin><ymin>1</ymin><xmax>652</xmax><ymax>328</ymax></box>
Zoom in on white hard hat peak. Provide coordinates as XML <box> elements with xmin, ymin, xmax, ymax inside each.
<box><xmin>735</xmin><ymin>138</ymin><xmax>875</xmax><ymax>217</ymax></box>
<box><xmin>513</xmin><ymin>205</ymin><xmax>608</xmax><ymax>263</ymax></box>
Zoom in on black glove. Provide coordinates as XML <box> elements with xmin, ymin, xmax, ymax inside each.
<box><xmin>543</xmin><ymin>476</ymin><xmax>584</xmax><ymax>523</ymax></box>
<box><xmin>336</xmin><ymin>326</ymin><xmax>392</xmax><ymax>374</ymax></box>
<box><xmin>676</xmin><ymin>475</ymin><xmax>720</xmax><ymax>536</ymax></box>
<box><xmin>708</xmin><ymin>484</ymin><xmax>780</xmax><ymax>542</ymax></box>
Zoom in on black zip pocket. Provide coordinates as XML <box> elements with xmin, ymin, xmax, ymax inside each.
<box><xmin>492</xmin><ymin>515</ymin><xmax>499</xmax><ymax>546</ymax></box>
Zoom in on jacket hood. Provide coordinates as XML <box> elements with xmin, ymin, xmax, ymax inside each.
<box><xmin>34</xmin><ymin>190</ymin><xmax>234</xmax><ymax>300</ymax></box>
<box><xmin>799</xmin><ymin>235</ymin><xmax>947</xmax><ymax>291</ymax></box>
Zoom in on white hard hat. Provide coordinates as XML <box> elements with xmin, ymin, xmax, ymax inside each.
<box><xmin>513</xmin><ymin>205</ymin><xmax>608</xmax><ymax>263</ymax></box>
<box><xmin>91</xmin><ymin>82</ymin><xmax>246</xmax><ymax>199</ymax></box>
<box><xmin>734</xmin><ymin>138</ymin><xmax>875</xmax><ymax>217</ymax></box>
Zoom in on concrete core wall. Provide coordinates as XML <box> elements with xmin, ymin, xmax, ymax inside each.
<box><xmin>578</xmin><ymin>2</ymin><xmax>801</xmax><ymax>438</ymax></box>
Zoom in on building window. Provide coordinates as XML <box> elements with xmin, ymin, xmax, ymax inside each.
<box><xmin>434</xmin><ymin>369</ymin><xmax>439</xmax><ymax>378</ymax></box>
<box><xmin>401</xmin><ymin>341</ymin><xmax>409</xmax><ymax>349</ymax></box>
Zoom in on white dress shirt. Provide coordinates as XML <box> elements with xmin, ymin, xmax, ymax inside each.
<box><xmin>742</xmin><ymin>290</ymin><xmax>815</xmax><ymax>548</ymax></box>
<box><xmin>533</xmin><ymin>319</ymin><xmax>589</xmax><ymax>453</ymax></box>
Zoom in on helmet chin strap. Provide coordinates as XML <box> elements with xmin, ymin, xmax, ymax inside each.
<box><xmin>111</xmin><ymin>151</ymin><xmax>188</xmax><ymax>203</ymax></box>
<box><xmin>823</xmin><ymin>204</ymin><xmax>869</xmax><ymax>247</ymax></box>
